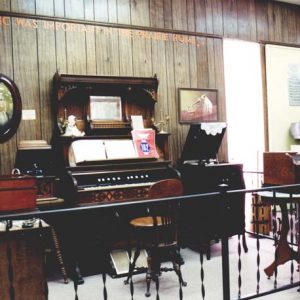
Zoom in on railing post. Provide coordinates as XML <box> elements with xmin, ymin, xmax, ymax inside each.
<box><xmin>219</xmin><ymin>183</ymin><xmax>231</xmax><ymax>300</ymax></box>
<box><xmin>222</xmin><ymin>236</ymin><xmax>231</xmax><ymax>300</ymax></box>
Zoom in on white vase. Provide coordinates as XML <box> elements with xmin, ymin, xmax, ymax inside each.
<box><xmin>290</xmin><ymin>122</ymin><xmax>300</xmax><ymax>139</ymax></box>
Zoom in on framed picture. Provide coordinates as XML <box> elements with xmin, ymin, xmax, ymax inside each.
<box><xmin>89</xmin><ymin>96</ymin><xmax>122</xmax><ymax>121</ymax></box>
<box><xmin>178</xmin><ymin>88</ymin><xmax>218</xmax><ymax>123</ymax></box>
<box><xmin>0</xmin><ymin>74</ymin><xmax>22</xmax><ymax>143</ymax></box>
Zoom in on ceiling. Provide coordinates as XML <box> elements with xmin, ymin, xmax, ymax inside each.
<box><xmin>274</xmin><ymin>0</ymin><xmax>300</xmax><ymax>5</ymax></box>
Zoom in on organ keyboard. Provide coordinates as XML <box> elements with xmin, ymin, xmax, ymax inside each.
<box><xmin>62</xmin><ymin>166</ymin><xmax>179</xmax><ymax>206</ymax></box>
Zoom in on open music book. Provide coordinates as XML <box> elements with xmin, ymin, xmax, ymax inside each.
<box><xmin>69</xmin><ymin>140</ymin><xmax>107</xmax><ymax>166</ymax></box>
<box><xmin>68</xmin><ymin>139</ymin><xmax>140</xmax><ymax>166</ymax></box>
<box><xmin>105</xmin><ymin>139</ymin><xmax>137</xmax><ymax>159</ymax></box>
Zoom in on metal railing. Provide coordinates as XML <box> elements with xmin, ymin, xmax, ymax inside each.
<box><xmin>0</xmin><ymin>184</ymin><xmax>299</xmax><ymax>300</ymax></box>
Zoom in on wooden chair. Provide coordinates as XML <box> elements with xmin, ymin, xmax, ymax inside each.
<box><xmin>124</xmin><ymin>178</ymin><xmax>186</xmax><ymax>297</ymax></box>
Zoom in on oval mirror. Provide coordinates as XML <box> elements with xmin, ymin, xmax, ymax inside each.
<box><xmin>0</xmin><ymin>74</ymin><xmax>22</xmax><ymax>143</ymax></box>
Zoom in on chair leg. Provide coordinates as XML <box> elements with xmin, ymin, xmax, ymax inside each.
<box><xmin>206</xmin><ymin>243</ymin><xmax>211</xmax><ymax>260</ymax></box>
<box><xmin>145</xmin><ymin>254</ymin><xmax>153</xmax><ymax>297</ymax></box>
<box><xmin>170</xmin><ymin>249</ymin><xmax>187</xmax><ymax>287</ymax></box>
<box><xmin>242</xmin><ymin>233</ymin><xmax>248</xmax><ymax>253</ymax></box>
<box><xmin>50</xmin><ymin>227</ymin><xmax>69</xmax><ymax>284</ymax></box>
<box><xmin>124</xmin><ymin>247</ymin><xmax>141</xmax><ymax>285</ymax></box>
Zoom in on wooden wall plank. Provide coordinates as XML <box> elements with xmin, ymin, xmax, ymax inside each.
<box><xmin>65</xmin><ymin>30</ymin><xmax>87</xmax><ymax>74</ymax></box>
<box><xmin>255</xmin><ymin>0</ymin><xmax>269</xmax><ymax>42</ymax></box>
<box><xmin>95</xmin><ymin>27</ymin><xmax>120</xmax><ymax>75</ymax></box>
<box><xmin>55</xmin><ymin>24</ymin><xmax>67</xmax><ymax>73</ymax></box>
<box><xmin>173</xmin><ymin>42</ymin><xmax>190</xmax><ymax>163</ymax></box>
<box><xmin>195</xmin><ymin>0</ymin><xmax>207</xmax><ymax>33</ymax></box>
<box><xmin>172</xmin><ymin>0</ymin><xmax>187</xmax><ymax>31</ymax></box>
<box><xmin>86</xmin><ymin>26</ymin><xmax>97</xmax><ymax>74</ymax></box>
<box><xmin>36</xmin><ymin>0</ymin><xmax>54</xmax><ymax>16</ymax></box>
<box><xmin>0</xmin><ymin>20</ymin><xmax>13</xmax><ymax>75</ymax></box>
<box><xmin>131</xmin><ymin>0</ymin><xmax>150</xmax><ymax>27</ymax></box>
<box><xmin>186</xmin><ymin>0</ymin><xmax>195</xmax><ymax>32</ymax></box>
<box><xmin>196</xmin><ymin>37</ymin><xmax>209</xmax><ymax>88</ymax></box>
<box><xmin>118</xmin><ymin>28</ymin><xmax>133</xmax><ymax>76</ymax></box>
<box><xmin>281</xmin><ymin>6</ymin><xmax>289</xmax><ymax>44</ymax></box>
<box><xmin>285</xmin><ymin>6</ymin><xmax>297</xmax><ymax>44</ymax></box>
<box><xmin>163</xmin><ymin>0</ymin><xmax>173</xmax><ymax>30</ymax></box>
<box><xmin>296</xmin><ymin>6</ymin><xmax>300</xmax><ymax>44</ymax></box>
<box><xmin>94</xmin><ymin>0</ymin><xmax>108</xmax><ymax>22</ymax></box>
<box><xmin>132</xmin><ymin>34</ymin><xmax>152</xmax><ymax>77</ymax></box>
<box><xmin>65</xmin><ymin>0</ymin><xmax>85</xmax><ymax>19</ymax></box>
<box><xmin>0</xmin><ymin>0</ymin><xmax>11</xmax><ymax>11</ymax></box>
<box><xmin>108</xmin><ymin>0</ymin><xmax>117</xmax><ymax>23</ymax></box>
<box><xmin>151</xmin><ymin>38</ymin><xmax>167</xmax><ymax>127</ymax></box>
<box><xmin>150</xmin><ymin>0</ymin><xmax>164</xmax><ymax>28</ymax></box>
<box><xmin>207</xmin><ymin>38</ymin><xmax>216</xmax><ymax>88</ymax></box>
<box><xmin>116</xmin><ymin>0</ymin><xmax>131</xmax><ymax>25</ymax></box>
<box><xmin>84</xmin><ymin>0</ymin><xmax>95</xmax><ymax>21</ymax></box>
<box><xmin>189</xmin><ymin>41</ymin><xmax>198</xmax><ymax>88</ymax></box>
<box><xmin>37</xmin><ymin>20</ymin><xmax>56</xmax><ymax>143</ymax></box>
<box><xmin>211</xmin><ymin>0</ymin><xmax>223</xmax><ymax>35</ymax></box>
<box><xmin>205</xmin><ymin>0</ymin><xmax>214</xmax><ymax>34</ymax></box>
<box><xmin>12</xmin><ymin>18</ymin><xmax>40</xmax><ymax>141</ymax></box>
<box><xmin>268</xmin><ymin>2</ymin><xmax>283</xmax><ymax>42</ymax></box>
<box><xmin>164</xmin><ymin>39</ymin><xmax>177</xmax><ymax>163</ymax></box>
<box><xmin>11</xmin><ymin>0</ymin><xmax>35</xmax><ymax>13</ymax></box>
<box><xmin>223</xmin><ymin>0</ymin><xmax>238</xmax><ymax>38</ymax></box>
<box><xmin>54</xmin><ymin>0</ymin><xmax>65</xmax><ymax>17</ymax></box>
<box><xmin>237</xmin><ymin>0</ymin><xmax>257</xmax><ymax>41</ymax></box>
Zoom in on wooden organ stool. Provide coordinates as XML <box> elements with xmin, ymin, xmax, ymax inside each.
<box><xmin>124</xmin><ymin>179</ymin><xmax>187</xmax><ymax>297</ymax></box>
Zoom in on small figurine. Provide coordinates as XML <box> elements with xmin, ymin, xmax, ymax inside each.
<box><xmin>64</xmin><ymin>115</ymin><xmax>85</xmax><ymax>137</ymax></box>
<box><xmin>152</xmin><ymin>110</ymin><xmax>170</xmax><ymax>133</ymax></box>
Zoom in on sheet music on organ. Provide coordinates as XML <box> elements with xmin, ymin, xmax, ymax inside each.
<box><xmin>68</xmin><ymin>139</ymin><xmax>140</xmax><ymax>166</ymax></box>
<box><xmin>68</xmin><ymin>139</ymin><xmax>107</xmax><ymax>166</ymax></box>
<box><xmin>104</xmin><ymin>139</ymin><xmax>138</xmax><ymax>159</ymax></box>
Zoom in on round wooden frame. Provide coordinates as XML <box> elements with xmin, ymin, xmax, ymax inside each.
<box><xmin>0</xmin><ymin>74</ymin><xmax>22</xmax><ymax>143</ymax></box>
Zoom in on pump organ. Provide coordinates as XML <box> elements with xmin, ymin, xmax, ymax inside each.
<box><xmin>51</xmin><ymin>72</ymin><xmax>179</xmax><ymax>207</ymax></box>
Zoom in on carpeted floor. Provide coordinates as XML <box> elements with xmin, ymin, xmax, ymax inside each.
<box><xmin>47</xmin><ymin>234</ymin><xmax>300</xmax><ymax>300</ymax></box>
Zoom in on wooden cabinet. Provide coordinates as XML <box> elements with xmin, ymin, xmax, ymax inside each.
<box><xmin>0</xmin><ymin>221</ymin><xmax>48</xmax><ymax>300</ymax></box>
<box><xmin>52</xmin><ymin>72</ymin><xmax>170</xmax><ymax>167</ymax></box>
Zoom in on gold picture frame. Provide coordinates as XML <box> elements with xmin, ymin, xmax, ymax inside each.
<box><xmin>178</xmin><ymin>88</ymin><xmax>218</xmax><ymax>123</ymax></box>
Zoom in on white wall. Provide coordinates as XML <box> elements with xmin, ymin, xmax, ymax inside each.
<box><xmin>265</xmin><ymin>44</ymin><xmax>300</xmax><ymax>151</ymax></box>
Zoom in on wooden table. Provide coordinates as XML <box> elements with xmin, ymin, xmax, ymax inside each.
<box><xmin>0</xmin><ymin>219</ymin><xmax>49</xmax><ymax>300</ymax></box>
<box><xmin>258</xmin><ymin>191</ymin><xmax>300</xmax><ymax>278</ymax></box>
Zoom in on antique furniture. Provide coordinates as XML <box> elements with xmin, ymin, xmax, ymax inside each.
<box><xmin>14</xmin><ymin>140</ymin><xmax>62</xmax><ymax>206</ymax></box>
<box><xmin>0</xmin><ymin>174</ymin><xmax>36</xmax><ymax>212</ymax></box>
<box><xmin>51</xmin><ymin>72</ymin><xmax>176</xmax><ymax>207</ymax></box>
<box><xmin>258</xmin><ymin>191</ymin><xmax>300</xmax><ymax>277</ymax></box>
<box><xmin>261</xmin><ymin>152</ymin><xmax>300</xmax><ymax>277</ymax></box>
<box><xmin>179</xmin><ymin>123</ymin><xmax>246</xmax><ymax>258</ymax></box>
<box><xmin>0</xmin><ymin>220</ymin><xmax>48</xmax><ymax>300</ymax></box>
<box><xmin>51</xmin><ymin>73</ymin><xmax>180</xmax><ymax>282</ymax></box>
<box><xmin>124</xmin><ymin>179</ymin><xmax>186</xmax><ymax>297</ymax></box>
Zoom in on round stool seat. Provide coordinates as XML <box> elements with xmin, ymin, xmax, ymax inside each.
<box><xmin>130</xmin><ymin>216</ymin><xmax>163</xmax><ymax>227</ymax></box>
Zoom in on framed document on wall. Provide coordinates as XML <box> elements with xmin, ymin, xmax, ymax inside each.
<box><xmin>89</xmin><ymin>96</ymin><xmax>122</xmax><ymax>121</ymax></box>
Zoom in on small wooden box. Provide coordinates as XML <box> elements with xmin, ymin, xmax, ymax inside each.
<box><xmin>0</xmin><ymin>175</ymin><xmax>36</xmax><ymax>211</ymax></box>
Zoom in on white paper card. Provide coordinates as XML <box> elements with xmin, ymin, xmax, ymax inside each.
<box><xmin>131</xmin><ymin>115</ymin><xmax>144</xmax><ymax>130</ymax></box>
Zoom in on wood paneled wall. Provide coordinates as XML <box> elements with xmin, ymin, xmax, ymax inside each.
<box><xmin>0</xmin><ymin>0</ymin><xmax>300</xmax><ymax>174</ymax></box>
